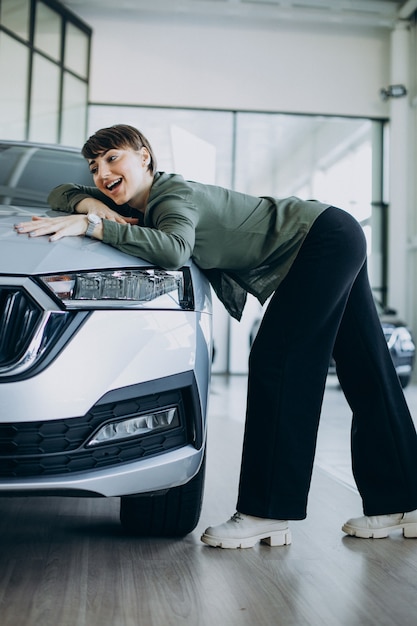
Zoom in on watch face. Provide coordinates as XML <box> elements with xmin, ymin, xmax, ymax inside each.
<box><xmin>88</xmin><ymin>213</ymin><xmax>101</xmax><ymax>225</ymax></box>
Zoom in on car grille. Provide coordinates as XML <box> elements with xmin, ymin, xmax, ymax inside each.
<box><xmin>0</xmin><ymin>389</ymin><xmax>189</xmax><ymax>478</ymax></box>
<box><xmin>0</xmin><ymin>283</ymin><xmax>74</xmax><ymax>377</ymax></box>
<box><xmin>0</xmin><ymin>286</ymin><xmax>42</xmax><ymax>368</ymax></box>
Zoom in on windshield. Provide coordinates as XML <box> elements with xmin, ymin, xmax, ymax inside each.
<box><xmin>0</xmin><ymin>143</ymin><xmax>93</xmax><ymax>207</ymax></box>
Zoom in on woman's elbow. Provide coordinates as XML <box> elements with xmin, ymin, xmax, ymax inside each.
<box><xmin>157</xmin><ymin>243</ymin><xmax>193</xmax><ymax>270</ymax></box>
<box><xmin>159</xmin><ymin>251</ymin><xmax>191</xmax><ymax>270</ymax></box>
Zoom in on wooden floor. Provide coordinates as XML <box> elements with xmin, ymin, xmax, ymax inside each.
<box><xmin>2</xmin><ymin>375</ymin><xmax>417</xmax><ymax>626</ymax></box>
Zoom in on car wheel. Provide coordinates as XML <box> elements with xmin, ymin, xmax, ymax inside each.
<box><xmin>120</xmin><ymin>454</ymin><xmax>206</xmax><ymax>536</ymax></box>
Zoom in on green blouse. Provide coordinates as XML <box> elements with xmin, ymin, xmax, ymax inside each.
<box><xmin>48</xmin><ymin>172</ymin><xmax>329</xmax><ymax>319</ymax></box>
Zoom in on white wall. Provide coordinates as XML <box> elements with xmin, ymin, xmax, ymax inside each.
<box><xmin>77</xmin><ymin>11</ymin><xmax>391</xmax><ymax>119</ymax></box>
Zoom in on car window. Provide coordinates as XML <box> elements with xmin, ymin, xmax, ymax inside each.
<box><xmin>0</xmin><ymin>143</ymin><xmax>93</xmax><ymax>207</ymax></box>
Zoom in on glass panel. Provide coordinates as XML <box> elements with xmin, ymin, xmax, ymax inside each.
<box><xmin>34</xmin><ymin>1</ymin><xmax>62</xmax><ymax>62</ymax></box>
<box><xmin>61</xmin><ymin>72</ymin><xmax>88</xmax><ymax>147</ymax></box>
<box><xmin>0</xmin><ymin>32</ymin><xmax>29</xmax><ymax>139</ymax></box>
<box><xmin>230</xmin><ymin>112</ymin><xmax>377</xmax><ymax>374</ymax></box>
<box><xmin>234</xmin><ymin>113</ymin><xmax>372</xmax><ymax>206</ymax></box>
<box><xmin>29</xmin><ymin>53</ymin><xmax>60</xmax><ymax>143</ymax></box>
<box><xmin>302</xmin><ymin>123</ymin><xmax>373</xmax><ymax>224</ymax></box>
<box><xmin>64</xmin><ymin>23</ymin><xmax>89</xmax><ymax>78</ymax></box>
<box><xmin>88</xmin><ymin>105</ymin><xmax>234</xmax><ymax>188</ymax></box>
<box><xmin>0</xmin><ymin>0</ymin><xmax>30</xmax><ymax>40</ymax></box>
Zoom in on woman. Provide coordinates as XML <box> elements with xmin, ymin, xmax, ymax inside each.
<box><xmin>15</xmin><ymin>124</ymin><xmax>417</xmax><ymax>548</ymax></box>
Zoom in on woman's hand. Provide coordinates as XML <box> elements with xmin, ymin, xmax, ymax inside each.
<box><xmin>14</xmin><ymin>212</ymin><xmax>138</xmax><ymax>242</ymax></box>
<box><xmin>74</xmin><ymin>197</ymin><xmax>134</xmax><ymax>224</ymax></box>
<box><xmin>14</xmin><ymin>214</ymin><xmax>92</xmax><ymax>241</ymax></box>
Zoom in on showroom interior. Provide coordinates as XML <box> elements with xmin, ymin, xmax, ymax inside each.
<box><xmin>2</xmin><ymin>0</ymin><xmax>417</xmax><ymax>624</ymax></box>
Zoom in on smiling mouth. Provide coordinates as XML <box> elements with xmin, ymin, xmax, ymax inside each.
<box><xmin>106</xmin><ymin>178</ymin><xmax>122</xmax><ymax>191</ymax></box>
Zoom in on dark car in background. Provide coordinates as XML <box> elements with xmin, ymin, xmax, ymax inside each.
<box><xmin>327</xmin><ymin>300</ymin><xmax>415</xmax><ymax>388</ymax></box>
<box><xmin>250</xmin><ymin>299</ymin><xmax>415</xmax><ymax>388</ymax></box>
<box><xmin>372</xmin><ymin>300</ymin><xmax>415</xmax><ymax>388</ymax></box>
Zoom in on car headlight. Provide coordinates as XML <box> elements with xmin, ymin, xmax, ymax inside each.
<box><xmin>39</xmin><ymin>268</ymin><xmax>194</xmax><ymax>310</ymax></box>
<box><xmin>385</xmin><ymin>326</ymin><xmax>415</xmax><ymax>352</ymax></box>
<box><xmin>392</xmin><ymin>327</ymin><xmax>415</xmax><ymax>352</ymax></box>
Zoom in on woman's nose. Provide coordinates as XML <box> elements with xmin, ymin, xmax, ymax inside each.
<box><xmin>99</xmin><ymin>162</ymin><xmax>111</xmax><ymax>179</ymax></box>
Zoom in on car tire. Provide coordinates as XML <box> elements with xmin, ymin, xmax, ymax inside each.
<box><xmin>119</xmin><ymin>454</ymin><xmax>206</xmax><ymax>537</ymax></box>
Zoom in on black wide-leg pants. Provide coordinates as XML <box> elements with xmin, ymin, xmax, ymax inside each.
<box><xmin>237</xmin><ymin>206</ymin><xmax>417</xmax><ymax>519</ymax></box>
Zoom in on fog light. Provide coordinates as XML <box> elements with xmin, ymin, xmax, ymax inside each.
<box><xmin>87</xmin><ymin>407</ymin><xmax>179</xmax><ymax>446</ymax></box>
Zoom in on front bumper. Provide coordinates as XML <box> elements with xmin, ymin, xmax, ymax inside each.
<box><xmin>0</xmin><ymin>305</ymin><xmax>212</xmax><ymax>497</ymax></box>
<box><xmin>0</xmin><ymin>445</ymin><xmax>205</xmax><ymax>498</ymax></box>
<box><xmin>0</xmin><ymin>371</ymin><xmax>207</xmax><ymax>497</ymax></box>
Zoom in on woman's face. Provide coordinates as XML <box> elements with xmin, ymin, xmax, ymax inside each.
<box><xmin>88</xmin><ymin>145</ymin><xmax>153</xmax><ymax>209</ymax></box>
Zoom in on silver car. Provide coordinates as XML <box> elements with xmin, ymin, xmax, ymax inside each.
<box><xmin>0</xmin><ymin>140</ymin><xmax>212</xmax><ymax>536</ymax></box>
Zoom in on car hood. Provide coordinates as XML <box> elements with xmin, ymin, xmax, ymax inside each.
<box><xmin>0</xmin><ymin>206</ymin><xmax>155</xmax><ymax>274</ymax></box>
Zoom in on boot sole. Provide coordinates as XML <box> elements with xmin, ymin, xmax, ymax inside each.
<box><xmin>342</xmin><ymin>522</ymin><xmax>417</xmax><ymax>539</ymax></box>
<box><xmin>200</xmin><ymin>528</ymin><xmax>292</xmax><ymax>549</ymax></box>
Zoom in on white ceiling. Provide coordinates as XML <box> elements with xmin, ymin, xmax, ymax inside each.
<box><xmin>62</xmin><ymin>0</ymin><xmax>415</xmax><ymax>29</ymax></box>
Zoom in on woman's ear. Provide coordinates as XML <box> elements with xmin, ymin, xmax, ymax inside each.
<box><xmin>140</xmin><ymin>146</ymin><xmax>151</xmax><ymax>167</ymax></box>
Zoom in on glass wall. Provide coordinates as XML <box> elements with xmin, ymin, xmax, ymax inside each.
<box><xmin>0</xmin><ymin>0</ymin><xmax>91</xmax><ymax>146</ymax></box>
<box><xmin>0</xmin><ymin>30</ymin><xmax>29</xmax><ymax>139</ymax></box>
<box><xmin>88</xmin><ymin>105</ymin><xmax>386</xmax><ymax>374</ymax></box>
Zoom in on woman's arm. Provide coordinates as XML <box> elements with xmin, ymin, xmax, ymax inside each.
<box><xmin>102</xmin><ymin>210</ymin><xmax>196</xmax><ymax>270</ymax></box>
<box><xmin>48</xmin><ymin>183</ymin><xmax>110</xmax><ymax>213</ymax></box>
<box><xmin>18</xmin><ymin>188</ymin><xmax>199</xmax><ymax>269</ymax></box>
<box><xmin>48</xmin><ymin>183</ymin><xmax>132</xmax><ymax>223</ymax></box>
<box><xmin>15</xmin><ymin>211</ymin><xmax>195</xmax><ymax>268</ymax></box>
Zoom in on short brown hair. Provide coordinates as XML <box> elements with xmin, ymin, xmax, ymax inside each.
<box><xmin>82</xmin><ymin>124</ymin><xmax>157</xmax><ymax>174</ymax></box>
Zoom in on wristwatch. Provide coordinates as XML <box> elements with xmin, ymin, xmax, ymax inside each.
<box><xmin>85</xmin><ymin>213</ymin><xmax>102</xmax><ymax>238</ymax></box>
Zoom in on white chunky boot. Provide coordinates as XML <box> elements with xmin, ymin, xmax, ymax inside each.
<box><xmin>201</xmin><ymin>512</ymin><xmax>291</xmax><ymax>549</ymax></box>
<box><xmin>342</xmin><ymin>508</ymin><xmax>417</xmax><ymax>538</ymax></box>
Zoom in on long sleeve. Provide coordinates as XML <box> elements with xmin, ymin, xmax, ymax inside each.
<box><xmin>48</xmin><ymin>182</ymin><xmax>198</xmax><ymax>269</ymax></box>
<box><xmin>102</xmin><ymin>201</ymin><xmax>197</xmax><ymax>269</ymax></box>
<box><xmin>48</xmin><ymin>183</ymin><xmax>120</xmax><ymax>213</ymax></box>
<box><xmin>47</xmin><ymin>172</ymin><xmax>329</xmax><ymax>319</ymax></box>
